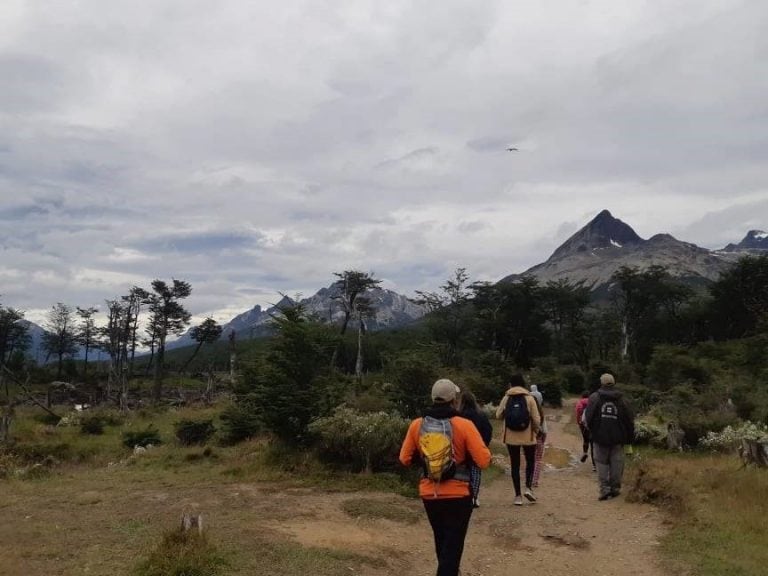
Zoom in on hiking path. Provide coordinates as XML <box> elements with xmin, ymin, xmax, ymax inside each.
<box><xmin>276</xmin><ymin>398</ymin><xmax>670</xmax><ymax>576</ymax></box>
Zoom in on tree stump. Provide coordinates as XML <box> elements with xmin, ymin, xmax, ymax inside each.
<box><xmin>181</xmin><ymin>513</ymin><xmax>204</xmax><ymax>535</ymax></box>
<box><xmin>739</xmin><ymin>439</ymin><xmax>768</xmax><ymax>468</ymax></box>
<box><xmin>666</xmin><ymin>422</ymin><xmax>685</xmax><ymax>452</ymax></box>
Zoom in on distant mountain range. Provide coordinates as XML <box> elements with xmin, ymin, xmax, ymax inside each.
<box><xmin>168</xmin><ymin>285</ymin><xmax>427</xmax><ymax>349</ymax></box>
<box><xmin>502</xmin><ymin>209</ymin><xmax>764</xmax><ymax>295</ymax></box>
<box><xmin>18</xmin><ymin>210</ymin><xmax>767</xmax><ymax>356</ymax></box>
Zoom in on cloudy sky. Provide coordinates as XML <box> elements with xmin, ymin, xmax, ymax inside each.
<box><xmin>1</xmin><ymin>0</ymin><xmax>767</xmax><ymax>325</ymax></box>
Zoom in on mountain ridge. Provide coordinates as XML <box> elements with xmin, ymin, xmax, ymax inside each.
<box><xmin>502</xmin><ymin>210</ymin><xmax>764</xmax><ymax>294</ymax></box>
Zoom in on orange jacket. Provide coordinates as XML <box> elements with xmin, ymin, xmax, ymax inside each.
<box><xmin>399</xmin><ymin>414</ymin><xmax>492</xmax><ymax>499</ymax></box>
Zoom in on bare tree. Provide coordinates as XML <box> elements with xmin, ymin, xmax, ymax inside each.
<box><xmin>100</xmin><ymin>299</ymin><xmax>128</xmax><ymax>406</ymax></box>
<box><xmin>0</xmin><ymin>305</ymin><xmax>29</xmax><ymax>443</ymax></box>
<box><xmin>124</xmin><ymin>286</ymin><xmax>151</xmax><ymax>378</ymax></box>
<box><xmin>331</xmin><ymin>270</ymin><xmax>381</xmax><ymax>375</ymax></box>
<box><xmin>42</xmin><ymin>303</ymin><xmax>79</xmax><ymax>379</ymax></box>
<box><xmin>179</xmin><ymin>317</ymin><xmax>222</xmax><ymax>375</ymax></box>
<box><xmin>76</xmin><ymin>306</ymin><xmax>99</xmax><ymax>379</ymax></box>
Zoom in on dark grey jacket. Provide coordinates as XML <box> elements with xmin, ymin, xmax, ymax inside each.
<box><xmin>584</xmin><ymin>387</ymin><xmax>635</xmax><ymax>446</ymax></box>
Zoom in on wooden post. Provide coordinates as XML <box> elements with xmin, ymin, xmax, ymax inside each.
<box><xmin>739</xmin><ymin>439</ymin><xmax>768</xmax><ymax>468</ymax></box>
<box><xmin>666</xmin><ymin>422</ymin><xmax>684</xmax><ymax>452</ymax></box>
<box><xmin>181</xmin><ymin>513</ymin><xmax>204</xmax><ymax>535</ymax></box>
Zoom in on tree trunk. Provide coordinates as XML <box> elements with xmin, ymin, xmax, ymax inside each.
<box><xmin>0</xmin><ymin>407</ymin><xmax>11</xmax><ymax>444</ymax></box>
<box><xmin>620</xmin><ymin>319</ymin><xmax>629</xmax><ymax>360</ymax></box>
<box><xmin>179</xmin><ymin>341</ymin><xmax>204</xmax><ymax>375</ymax></box>
<box><xmin>228</xmin><ymin>331</ymin><xmax>237</xmax><ymax>386</ymax></box>
<box><xmin>120</xmin><ymin>368</ymin><xmax>128</xmax><ymax>412</ymax></box>
<box><xmin>355</xmin><ymin>319</ymin><xmax>364</xmax><ymax>378</ymax></box>
<box><xmin>153</xmin><ymin>348</ymin><xmax>163</xmax><ymax>403</ymax></box>
<box><xmin>205</xmin><ymin>366</ymin><xmax>214</xmax><ymax>404</ymax></box>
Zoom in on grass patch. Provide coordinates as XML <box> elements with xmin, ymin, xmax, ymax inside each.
<box><xmin>627</xmin><ymin>453</ymin><xmax>768</xmax><ymax>576</ymax></box>
<box><xmin>220</xmin><ymin>441</ymin><xmax>419</xmax><ymax>497</ymax></box>
<box><xmin>341</xmin><ymin>497</ymin><xmax>421</xmax><ymax>524</ymax></box>
<box><xmin>134</xmin><ymin>527</ymin><xmax>226</xmax><ymax>576</ymax></box>
<box><xmin>231</xmin><ymin>536</ymin><xmax>387</xmax><ymax>575</ymax></box>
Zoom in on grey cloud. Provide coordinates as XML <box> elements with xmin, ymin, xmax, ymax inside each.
<box><xmin>0</xmin><ymin>204</ymin><xmax>49</xmax><ymax>220</ymax></box>
<box><xmin>132</xmin><ymin>231</ymin><xmax>265</xmax><ymax>255</ymax></box>
<box><xmin>677</xmin><ymin>199</ymin><xmax>768</xmax><ymax>249</ymax></box>
<box><xmin>1</xmin><ymin>1</ymin><xmax>766</xmax><ymax>322</ymax></box>
<box><xmin>0</xmin><ymin>54</ymin><xmax>66</xmax><ymax>113</ymax></box>
<box><xmin>466</xmin><ymin>136</ymin><xmax>509</xmax><ymax>153</ymax></box>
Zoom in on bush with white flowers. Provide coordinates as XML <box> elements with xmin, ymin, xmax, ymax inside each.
<box><xmin>700</xmin><ymin>421</ymin><xmax>768</xmax><ymax>452</ymax></box>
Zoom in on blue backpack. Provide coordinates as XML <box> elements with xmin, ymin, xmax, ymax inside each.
<box><xmin>504</xmin><ymin>394</ymin><xmax>531</xmax><ymax>431</ymax></box>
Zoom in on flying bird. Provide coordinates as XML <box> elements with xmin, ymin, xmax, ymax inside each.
<box><xmin>507</xmin><ymin>147</ymin><xmax>519</xmax><ymax>152</ymax></box>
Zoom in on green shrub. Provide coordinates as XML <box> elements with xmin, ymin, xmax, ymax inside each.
<box><xmin>385</xmin><ymin>354</ymin><xmax>438</xmax><ymax>418</ymax></box>
<box><xmin>133</xmin><ymin>527</ymin><xmax>225</xmax><ymax>576</ymax></box>
<box><xmin>34</xmin><ymin>412</ymin><xmax>62</xmax><ymax>426</ymax></box>
<box><xmin>561</xmin><ymin>367</ymin><xmax>586</xmax><ymax>395</ymax></box>
<box><xmin>219</xmin><ymin>401</ymin><xmax>262</xmax><ymax>445</ymax></box>
<box><xmin>80</xmin><ymin>415</ymin><xmax>105</xmax><ymax>435</ymax></box>
<box><xmin>647</xmin><ymin>346</ymin><xmax>712</xmax><ymax>391</ymax></box>
<box><xmin>344</xmin><ymin>390</ymin><xmax>394</xmax><ymax>413</ymax></box>
<box><xmin>677</xmin><ymin>411</ymin><xmax>740</xmax><ymax>447</ymax></box>
<box><xmin>123</xmin><ymin>426</ymin><xmax>162</xmax><ymax>449</ymax></box>
<box><xmin>633</xmin><ymin>421</ymin><xmax>666</xmax><ymax>447</ymax></box>
<box><xmin>309</xmin><ymin>407</ymin><xmax>409</xmax><ymax>473</ymax></box>
<box><xmin>617</xmin><ymin>383</ymin><xmax>661</xmax><ymax>414</ymax></box>
<box><xmin>535</xmin><ymin>379</ymin><xmax>563</xmax><ymax>407</ymax></box>
<box><xmin>174</xmin><ymin>419</ymin><xmax>216</xmax><ymax>446</ymax></box>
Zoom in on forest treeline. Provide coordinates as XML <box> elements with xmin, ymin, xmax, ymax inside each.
<box><xmin>1</xmin><ymin>254</ymin><xmax>767</xmax><ymax>453</ymax></box>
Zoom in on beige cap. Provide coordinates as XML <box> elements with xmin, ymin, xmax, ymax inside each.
<box><xmin>600</xmin><ymin>373</ymin><xmax>616</xmax><ymax>386</ymax></box>
<box><xmin>431</xmin><ymin>378</ymin><xmax>460</xmax><ymax>403</ymax></box>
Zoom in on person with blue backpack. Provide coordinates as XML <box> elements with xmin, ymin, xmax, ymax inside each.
<box><xmin>495</xmin><ymin>374</ymin><xmax>541</xmax><ymax>506</ymax></box>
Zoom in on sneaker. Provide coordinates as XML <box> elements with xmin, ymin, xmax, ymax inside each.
<box><xmin>598</xmin><ymin>493</ymin><xmax>611</xmax><ymax>501</ymax></box>
<box><xmin>592</xmin><ymin>466</ymin><xmax>597</xmax><ymax>472</ymax></box>
<box><xmin>514</xmin><ymin>495</ymin><xmax>524</xmax><ymax>506</ymax></box>
<box><xmin>610</xmin><ymin>490</ymin><xmax>621</xmax><ymax>498</ymax></box>
<box><xmin>580</xmin><ymin>453</ymin><xmax>588</xmax><ymax>463</ymax></box>
<box><xmin>524</xmin><ymin>488</ymin><xmax>537</xmax><ymax>502</ymax></box>
<box><xmin>472</xmin><ymin>498</ymin><xmax>480</xmax><ymax>508</ymax></box>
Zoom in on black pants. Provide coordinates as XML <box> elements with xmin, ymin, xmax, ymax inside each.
<box><xmin>506</xmin><ymin>444</ymin><xmax>536</xmax><ymax>496</ymax></box>
<box><xmin>580</xmin><ymin>426</ymin><xmax>595</xmax><ymax>466</ymax></box>
<box><xmin>422</xmin><ymin>497</ymin><xmax>474</xmax><ymax>576</ymax></box>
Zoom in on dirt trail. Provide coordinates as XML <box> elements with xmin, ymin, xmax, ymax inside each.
<box><xmin>276</xmin><ymin>400</ymin><xmax>670</xmax><ymax>576</ymax></box>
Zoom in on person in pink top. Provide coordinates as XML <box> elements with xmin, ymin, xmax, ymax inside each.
<box><xmin>575</xmin><ymin>391</ymin><xmax>594</xmax><ymax>470</ymax></box>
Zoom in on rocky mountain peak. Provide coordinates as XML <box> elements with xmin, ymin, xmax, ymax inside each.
<box><xmin>549</xmin><ymin>209</ymin><xmax>644</xmax><ymax>261</ymax></box>
<box><xmin>723</xmin><ymin>229</ymin><xmax>768</xmax><ymax>252</ymax></box>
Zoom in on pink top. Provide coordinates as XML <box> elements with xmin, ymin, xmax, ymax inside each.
<box><xmin>575</xmin><ymin>397</ymin><xmax>589</xmax><ymax>427</ymax></box>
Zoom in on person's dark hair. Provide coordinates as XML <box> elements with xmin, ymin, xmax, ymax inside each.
<box><xmin>581</xmin><ymin>390</ymin><xmax>590</xmax><ymax>399</ymax></box>
<box><xmin>508</xmin><ymin>373</ymin><xmax>526</xmax><ymax>388</ymax></box>
<box><xmin>461</xmin><ymin>390</ymin><xmax>479</xmax><ymax>413</ymax></box>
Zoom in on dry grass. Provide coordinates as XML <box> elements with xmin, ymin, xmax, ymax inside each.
<box><xmin>627</xmin><ymin>453</ymin><xmax>768</xmax><ymax>576</ymax></box>
<box><xmin>340</xmin><ymin>497</ymin><xmax>421</xmax><ymax>524</ymax></box>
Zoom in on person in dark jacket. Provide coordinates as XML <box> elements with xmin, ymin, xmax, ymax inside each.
<box><xmin>459</xmin><ymin>389</ymin><xmax>493</xmax><ymax>507</ymax></box>
<box><xmin>584</xmin><ymin>373</ymin><xmax>635</xmax><ymax>500</ymax></box>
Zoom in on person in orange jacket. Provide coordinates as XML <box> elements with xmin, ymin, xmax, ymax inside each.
<box><xmin>400</xmin><ymin>379</ymin><xmax>492</xmax><ymax>576</ymax></box>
